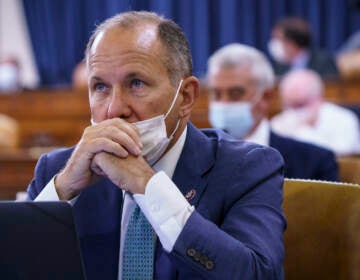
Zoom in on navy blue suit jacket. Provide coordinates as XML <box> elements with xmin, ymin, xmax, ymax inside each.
<box><xmin>27</xmin><ymin>123</ymin><xmax>286</xmax><ymax>280</ymax></box>
<box><xmin>270</xmin><ymin>131</ymin><xmax>339</xmax><ymax>181</ymax></box>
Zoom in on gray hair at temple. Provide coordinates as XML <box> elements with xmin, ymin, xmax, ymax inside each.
<box><xmin>85</xmin><ymin>11</ymin><xmax>193</xmax><ymax>86</ymax></box>
<box><xmin>207</xmin><ymin>43</ymin><xmax>275</xmax><ymax>92</ymax></box>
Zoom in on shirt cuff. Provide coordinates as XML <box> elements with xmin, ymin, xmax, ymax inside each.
<box><xmin>134</xmin><ymin>171</ymin><xmax>194</xmax><ymax>252</ymax></box>
<box><xmin>34</xmin><ymin>176</ymin><xmax>78</xmax><ymax>205</ymax></box>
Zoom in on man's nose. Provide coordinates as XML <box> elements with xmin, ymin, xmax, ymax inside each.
<box><xmin>107</xmin><ymin>87</ymin><xmax>132</xmax><ymax>119</ymax></box>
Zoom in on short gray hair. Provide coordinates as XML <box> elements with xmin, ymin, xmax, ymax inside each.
<box><xmin>85</xmin><ymin>11</ymin><xmax>192</xmax><ymax>86</ymax></box>
<box><xmin>207</xmin><ymin>43</ymin><xmax>275</xmax><ymax>92</ymax></box>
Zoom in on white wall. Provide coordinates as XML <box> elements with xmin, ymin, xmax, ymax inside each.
<box><xmin>0</xmin><ymin>0</ymin><xmax>39</xmax><ymax>88</ymax></box>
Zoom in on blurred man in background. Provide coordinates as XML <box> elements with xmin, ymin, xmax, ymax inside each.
<box><xmin>0</xmin><ymin>56</ymin><xmax>22</xmax><ymax>93</ymax></box>
<box><xmin>207</xmin><ymin>43</ymin><xmax>339</xmax><ymax>181</ymax></box>
<box><xmin>268</xmin><ymin>17</ymin><xmax>339</xmax><ymax>77</ymax></box>
<box><xmin>0</xmin><ymin>113</ymin><xmax>19</xmax><ymax>148</ymax></box>
<box><xmin>271</xmin><ymin>69</ymin><xmax>360</xmax><ymax>156</ymax></box>
<box><xmin>0</xmin><ymin>56</ymin><xmax>20</xmax><ymax>147</ymax></box>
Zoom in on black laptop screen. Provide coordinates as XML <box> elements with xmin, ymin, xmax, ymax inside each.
<box><xmin>0</xmin><ymin>201</ymin><xmax>86</xmax><ymax>280</ymax></box>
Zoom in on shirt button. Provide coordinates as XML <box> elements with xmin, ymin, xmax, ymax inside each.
<box><xmin>151</xmin><ymin>204</ymin><xmax>160</xmax><ymax>212</ymax></box>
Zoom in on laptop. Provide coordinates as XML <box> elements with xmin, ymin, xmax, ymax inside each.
<box><xmin>0</xmin><ymin>201</ymin><xmax>86</xmax><ymax>280</ymax></box>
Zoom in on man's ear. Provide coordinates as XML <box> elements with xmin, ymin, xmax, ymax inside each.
<box><xmin>178</xmin><ymin>76</ymin><xmax>200</xmax><ymax>118</ymax></box>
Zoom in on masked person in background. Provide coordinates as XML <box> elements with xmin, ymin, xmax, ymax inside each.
<box><xmin>0</xmin><ymin>56</ymin><xmax>21</xmax><ymax>93</ymax></box>
<box><xmin>27</xmin><ymin>11</ymin><xmax>286</xmax><ymax>280</ymax></box>
<box><xmin>207</xmin><ymin>43</ymin><xmax>339</xmax><ymax>181</ymax></box>
<box><xmin>272</xmin><ymin>69</ymin><xmax>360</xmax><ymax>156</ymax></box>
<box><xmin>0</xmin><ymin>57</ymin><xmax>20</xmax><ymax>147</ymax></box>
<box><xmin>268</xmin><ymin>17</ymin><xmax>338</xmax><ymax>77</ymax></box>
<box><xmin>0</xmin><ymin>113</ymin><xmax>19</xmax><ymax>148</ymax></box>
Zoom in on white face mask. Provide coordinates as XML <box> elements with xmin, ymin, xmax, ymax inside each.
<box><xmin>91</xmin><ymin>79</ymin><xmax>183</xmax><ymax>165</ymax></box>
<box><xmin>209</xmin><ymin>101</ymin><xmax>254</xmax><ymax>139</ymax></box>
<box><xmin>0</xmin><ymin>64</ymin><xmax>19</xmax><ymax>92</ymax></box>
<box><xmin>268</xmin><ymin>39</ymin><xmax>287</xmax><ymax>64</ymax></box>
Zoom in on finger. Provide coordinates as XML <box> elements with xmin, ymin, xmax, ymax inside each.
<box><xmin>104</xmin><ymin>118</ymin><xmax>143</xmax><ymax>148</ymax></box>
<box><xmin>72</xmin><ymin>139</ymin><xmax>128</xmax><ymax>168</ymax></box>
<box><xmin>91</xmin><ymin>152</ymin><xmax>117</xmax><ymax>180</ymax></box>
<box><xmin>107</xmin><ymin>128</ymin><xmax>142</xmax><ymax>156</ymax></box>
<box><xmin>91</xmin><ymin>152</ymin><xmax>131</xmax><ymax>191</ymax></box>
<box><xmin>88</xmin><ymin>120</ymin><xmax>142</xmax><ymax>155</ymax></box>
<box><xmin>91</xmin><ymin>165</ymin><xmax>105</xmax><ymax>176</ymax></box>
<box><xmin>90</xmin><ymin>158</ymin><xmax>107</xmax><ymax>177</ymax></box>
<box><xmin>84</xmin><ymin>137</ymin><xmax>129</xmax><ymax>158</ymax></box>
<box><xmin>116</xmin><ymin>121</ymin><xmax>142</xmax><ymax>148</ymax></box>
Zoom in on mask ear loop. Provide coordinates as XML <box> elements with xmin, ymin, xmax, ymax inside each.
<box><xmin>169</xmin><ymin>118</ymin><xmax>181</xmax><ymax>140</ymax></box>
<box><xmin>90</xmin><ymin>118</ymin><xmax>97</xmax><ymax>125</ymax></box>
<box><xmin>164</xmin><ymin>79</ymin><xmax>184</xmax><ymax>139</ymax></box>
<box><xmin>164</xmin><ymin>79</ymin><xmax>184</xmax><ymax>119</ymax></box>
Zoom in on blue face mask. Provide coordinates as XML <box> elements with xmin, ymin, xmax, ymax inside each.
<box><xmin>209</xmin><ymin>101</ymin><xmax>254</xmax><ymax>139</ymax></box>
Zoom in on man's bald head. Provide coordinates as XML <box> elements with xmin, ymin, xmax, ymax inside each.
<box><xmin>279</xmin><ymin>69</ymin><xmax>323</xmax><ymax>109</ymax></box>
<box><xmin>85</xmin><ymin>11</ymin><xmax>192</xmax><ymax>86</ymax></box>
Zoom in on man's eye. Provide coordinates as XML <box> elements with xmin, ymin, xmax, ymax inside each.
<box><xmin>228</xmin><ymin>88</ymin><xmax>246</xmax><ymax>101</ymax></box>
<box><xmin>94</xmin><ymin>83</ymin><xmax>106</xmax><ymax>91</ymax></box>
<box><xmin>130</xmin><ymin>79</ymin><xmax>144</xmax><ymax>88</ymax></box>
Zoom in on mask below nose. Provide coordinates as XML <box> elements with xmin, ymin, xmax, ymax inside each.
<box><xmin>134</xmin><ymin>79</ymin><xmax>183</xmax><ymax>165</ymax></box>
<box><xmin>133</xmin><ymin>115</ymin><xmax>172</xmax><ymax>165</ymax></box>
<box><xmin>209</xmin><ymin>101</ymin><xmax>254</xmax><ymax>139</ymax></box>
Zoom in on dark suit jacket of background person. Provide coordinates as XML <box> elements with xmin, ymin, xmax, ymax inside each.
<box><xmin>270</xmin><ymin>131</ymin><xmax>339</xmax><ymax>181</ymax></box>
<box><xmin>272</xmin><ymin>49</ymin><xmax>339</xmax><ymax>77</ymax></box>
<box><xmin>27</xmin><ymin>123</ymin><xmax>286</xmax><ymax>280</ymax></box>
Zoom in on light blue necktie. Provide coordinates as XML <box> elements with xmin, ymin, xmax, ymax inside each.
<box><xmin>122</xmin><ymin>205</ymin><xmax>156</xmax><ymax>280</ymax></box>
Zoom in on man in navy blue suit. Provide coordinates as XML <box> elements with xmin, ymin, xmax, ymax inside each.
<box><xmin>206</xmin><ymin>43</ymin><xmax>339</xmax><ymax>181</ymax></box>
<box><xmin>27</xmin><ymin>11</ymin><xmax>286</xmax><ymax>279</ymax></box>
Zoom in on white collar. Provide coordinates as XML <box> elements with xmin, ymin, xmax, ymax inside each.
<box><xmin>291</xmin><ymin>49</ymin><xmax>310</xmax><ymax>69</ymax></box>
<box><xmin>245</xmin><ymin>119</ymin><xmax>270</xmax><ymax>146</ymax></box>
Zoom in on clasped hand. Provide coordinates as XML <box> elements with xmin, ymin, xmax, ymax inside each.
<box><xmin>55</xmin><ymin>118</ymin><xmax>155</xmax><ymax>200</ymax></box>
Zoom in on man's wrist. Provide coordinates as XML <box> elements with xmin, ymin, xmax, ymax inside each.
<box><xmin>54</xmin><ymin>173</ymin><xmax>79</xmax><ymax>200</ymax></box>
<box><xmin>132</xmin><ymin>168</ymin><xmax>156</xmax><ymax>194</ymax></box>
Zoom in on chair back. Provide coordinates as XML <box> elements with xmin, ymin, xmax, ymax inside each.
<box><xmin>337</xmin><ymin>156</ymin><xmax>360</xmax><ymax>184</ymax></box>
<box><xmin>283</xmin><ymin>179</ymin><xmax>360</xmax><ymax>280</ymax></box>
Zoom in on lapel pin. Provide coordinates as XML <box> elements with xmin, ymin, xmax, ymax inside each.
<box><xmin>185</xmin><ymin>189</ymin><xmax>196</xmax><ymax>201</ymax></box>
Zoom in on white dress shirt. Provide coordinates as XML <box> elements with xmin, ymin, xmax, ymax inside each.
<box><xmin>35</xmin><ymin>127</ymin><xmax>194</xmax><ymax>279</ymax></box>
<box><xmin>245</xmin><ymin>119</ymin><xmax>270</xmax><ymax>147</ymax></box>
<box><xmin>290</xmin><ymin>50</ymin><xmax>310</xmax><ymax>71</ymax></box>
<box><xmin>271</xmin><ymin>102</ymin><xmax>360</xmax><ymax>155</ymax></box>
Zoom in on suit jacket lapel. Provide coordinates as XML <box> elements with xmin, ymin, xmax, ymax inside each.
<box><xmin>172</xmin><ymin>123</ymin><xmax>215</xmax><ymax>206</ymax></box>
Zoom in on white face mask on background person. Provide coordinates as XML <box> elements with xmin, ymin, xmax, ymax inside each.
<box><xmin>91</xmin><ymin>79</ymin><xmax>183</xmax><ymax>165</ymax></box>
<box><xmin>209</xmin><ymin>101</ymin><xmax>254</xmax><ymax>139</ymax></box>
<box><xmin>0</xmin><ymin>64</ymin><xmax>19</xmax><ymax>92</ymax></box>
<box><xmin>268</xmin><ymin>39</ymin><xmax>287</xmax><ymax>64</ymax></box>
